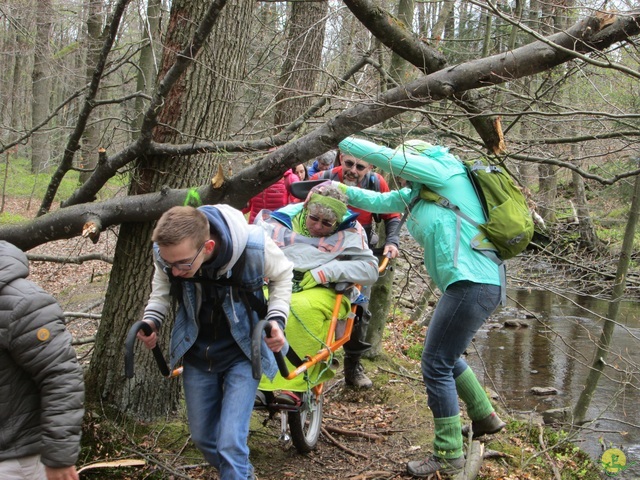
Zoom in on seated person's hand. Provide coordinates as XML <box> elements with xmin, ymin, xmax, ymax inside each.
<box><xmin>265</xmin><ymin>320</ymin><xmax>286</xmax><ymax>352</ymax></box>
<box><xmin>299</xmin><ymin>271</ymin><xmax>318</xmax><ymax>290</ymax></box>
<box><xmin>384</xmin><ymin>243</ymin><xmax>399</xmax><ymax>259</ymax></box>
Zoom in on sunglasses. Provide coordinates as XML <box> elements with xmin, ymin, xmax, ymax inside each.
<box><xmin>343</xmin><ymin>159</ymin><xmax>367</xmax><ymax>172</ymax></box>
<box><xmin>159</xmin><ymin>242</ymin><xmax>206</xmax><ymax>271</ymax></box>
<box><xmin>307</xmin><ymin>214</ymin><xmax>337</xmax><ymax>229</ymax></box>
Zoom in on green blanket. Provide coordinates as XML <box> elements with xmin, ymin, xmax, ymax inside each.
<box><xmin>259</xmin><ymin>286</ymin><xmax>351</xmax><ymax>392</ymax></box>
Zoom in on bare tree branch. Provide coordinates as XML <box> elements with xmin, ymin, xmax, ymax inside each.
<box><xmin>38</xmin><ymin>0</ymin><xmax>132</xmax><ymax>216</ymax></box>
<box><xmin>2</xmin><ymin>10</ymin><xmax>639</xmax><ymax>251</ymax></box>
<box><xmin>27</xmin><ymin>253</ymin><xmax>114</xmax><ymax>264</ymax></box>
<box><xmin>59</xmin><ymin>0</ymin><xmax>229</xmax><ymax>209</ymax></box>
<box><xmin>342</xmin><ymin>0</ymin><xmax>506</xmax><ymax>153</ymax></box>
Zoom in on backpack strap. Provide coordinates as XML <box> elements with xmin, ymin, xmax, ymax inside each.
<box><xmin>367</xmin><ymin>173</ymin><xmax>379</xmax><ymax>191</ymax></box>
<box><xmin>395</xmin><ymin>195</ymin><xmax>421</xmax><ymax>241</ymax></box>
<box><xmin>318</xmin><ymin>170</ymin><xmax>339</xmax><ymax>182</ymax></box>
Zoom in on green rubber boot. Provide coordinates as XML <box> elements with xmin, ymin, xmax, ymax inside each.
<box><xmin>456</xmin><ymin>367</ymin><xmax>505</xmax><ymax>438</ymax></box>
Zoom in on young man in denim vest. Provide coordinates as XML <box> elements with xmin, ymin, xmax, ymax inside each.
<box><xmin>137</xmin><ymin>205</ymin><xmax>293</xmax><ymax>480</ymax></box>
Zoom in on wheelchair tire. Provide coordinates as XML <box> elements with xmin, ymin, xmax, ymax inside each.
<box><xmin>288</xmin><ymin>392</ymin><xmax>323</xmax><ymax>453</ymax></box>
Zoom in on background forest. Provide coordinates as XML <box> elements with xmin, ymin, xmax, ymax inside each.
<box><xmin>0</xmin><ymin>0</ymin><xmax>639</xmax><ymax>478</ymax></box>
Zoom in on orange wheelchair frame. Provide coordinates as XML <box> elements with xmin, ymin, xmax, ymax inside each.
<box><xmin>251</xmin><ymin>256</ymin><xmax>389</xmax><ymax>453</ymax></box>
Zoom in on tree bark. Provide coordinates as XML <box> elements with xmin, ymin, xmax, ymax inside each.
<box><xmin>386</xmin><ymin>0</ymin><xmax>414</xmax><ymax>89</ymax></box>
<box><xmin>538</xmin><ymin>163</ymin><xmax>557</xmax><ymax>223</ymax></box>
<box><xmin>274</xmin><ymin>0</ymin><xmax>328</xmax><ymax>129</ymax></box>
<box><xmin>573</xmin><ymin>171</ymin><xmax>640</xmax><ymax>424</ymax></box>
<box><xmin>31</xmin><ymin>0</ymin><xmax>53</xmax><ymax>173</ymax></box>
<box><xmin>79</xmin><ymin>0</ymin><xmax>104</xmax><ymax>184</ymax></box>
<box><xmin>132</xmin><ymin>0</ymin><xmax>162</xmax><ymax>136</ymax></box>
<box><xmin>571</xmin><ymin>145</ymin><xmax>599</xmax><ymax>250</ymax></box>
<box><xmin>85</xmin><ymin>0</ymin><xmax>255</xmax><ymax>419</ymax></box>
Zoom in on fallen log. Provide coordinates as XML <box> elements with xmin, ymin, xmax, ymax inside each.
<box><xmin>453</xmin><ymin>441</ymin><xmax>484</xmax><ymax>480</ymax></box>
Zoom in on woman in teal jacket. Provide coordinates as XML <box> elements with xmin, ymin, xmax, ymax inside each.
<box><xmin>337</xmin><ymin>137</ymin><xmax>506</xmax><ymax>477</ymax></box>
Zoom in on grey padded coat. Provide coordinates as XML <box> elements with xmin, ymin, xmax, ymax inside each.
<box><xmin>0</xmin><ymin>241</ymin><xmax>84</xmax><ymax>468</ymax></box>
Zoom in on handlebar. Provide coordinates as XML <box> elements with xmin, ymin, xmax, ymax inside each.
<box><xmin>251</xmin><ymin>319</ymin><xmax>304</xmax><ymax>380</ymax></box>
<box><xmin>125</xmin><ymin>321</ymin><xmax>174</xmax><ymax>378</ymax></box>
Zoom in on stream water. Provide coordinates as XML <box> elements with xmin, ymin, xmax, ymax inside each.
<box><xmin>463</xmin><ymin>287</ymin><xmax>640</xmax><ymax>478</ymax></box>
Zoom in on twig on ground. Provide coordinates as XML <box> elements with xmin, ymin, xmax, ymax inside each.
<box><xmin>65</xmin><ymin>312</ymin><xmax>101</xmax><ymax>320</ymax></box>
<box><xmin>378</xmin><ymin>366</ymin><xmax>422</xmax><ymax>382</ymax></box>
<box><xmin>538</xmin><ymin>425</ymin><xmax>562</xmax><ymax>480</ymax></box>
<box><xmin>122</xmin><ymin>447</ymin><xmax>194</xmax><ymax>479</ymax></box>
<box><xmin>348</xmin><ymin>470</ymin><xmax>397</xmax><ymax>479</ymax></box>
<box><xmin>324</xmin><ymin>425</ymin><xmax>385</xmax><ymax>441</ymax></box>
<box><xmin>321</xmin><ymin>427</ymin><xmax>370</xmax><ymax>459</ymax></box>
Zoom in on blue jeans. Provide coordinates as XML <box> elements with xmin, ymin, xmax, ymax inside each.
<box><xmin>421</xmin><ymin>281</ymin><xmax>501</xmax><ymax>419</ymax></box>
<box><xmin>183</xmin><ymin>358</ymin><xmax>259</xmax><ymax>480</ymax></box>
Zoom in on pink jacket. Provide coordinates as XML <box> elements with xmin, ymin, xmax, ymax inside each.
<box><xmin>283</xmin><ymin>169</ymin><xmax>301</xmax><ymax>203</ymax></box>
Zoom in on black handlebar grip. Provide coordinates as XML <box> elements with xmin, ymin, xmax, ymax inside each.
<box><xmin>124</xmin><ymin>321</ymin><xmax>170</xmax><ymax>378</ymax></box>
<box><xmin>251</xmin><ymin>319</ymin><xmax>291</xmax><ymax>380</ymax></box>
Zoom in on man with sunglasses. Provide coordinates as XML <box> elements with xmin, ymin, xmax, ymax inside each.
<box><xmin>310</xmin><ymin>151</ymin><xmax>401</xmax><ymax>389</ymax></box>
<box><xmin>136</xmin><ymin>205</ymin><xmax>293</xmax><ymax>480</ymax></box>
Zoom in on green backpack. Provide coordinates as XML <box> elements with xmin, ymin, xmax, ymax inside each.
<box><xmin>419</xmin><ymin>158</ymin><xmax>534</xmax><ymax>261</ymax></box>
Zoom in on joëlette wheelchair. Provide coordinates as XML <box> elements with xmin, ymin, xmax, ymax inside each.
<box><xmin>124</xmin><ymin>179</ymin><xmax>388</xmax><ymax>453</ymax></box>
<box><xmin>250</xmin><ymin>255</ymin><xmax>389</xmax><ymax>453</ymax></box>
<box><xmin>124</xmin><ymin>256</ymin><xmax>389</xmax><ymax>454</ymax></box>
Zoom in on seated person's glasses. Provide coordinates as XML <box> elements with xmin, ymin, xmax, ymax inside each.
<box><xmin>158</xmin><ymin>243</ymin><xmax>205</xmax><ymax>271</ymax></box>
<box><xmin>307</xmin><ymin>214</ymin><xmax>337</xmax><ymax>229</ymax></box>
<box><xmin>343</xmin><ymin>159</ymin><xmax>367</xmax><ymax>171</ymax></box>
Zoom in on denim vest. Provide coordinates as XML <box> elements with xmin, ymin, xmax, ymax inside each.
<box><xmin>167</xmin><ymin>227</ymin><xmax>278</xmax><ymax>379</ymax></box>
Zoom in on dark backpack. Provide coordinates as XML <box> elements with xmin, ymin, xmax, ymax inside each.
<box><xmin>168</xmin><ymin>245</ymin><xmax>268</xmax><ymax>319</ymax></box>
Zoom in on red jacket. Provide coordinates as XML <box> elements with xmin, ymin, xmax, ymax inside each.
<box><xmin>243</xmin><ymin>178</ymin><xmax>289</xmax><ymax>223</ymax></box>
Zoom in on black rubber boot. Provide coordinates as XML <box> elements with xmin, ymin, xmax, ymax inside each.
<box><xmin>344</xmin><ymin>355</ymin><xmax>373</xmax><ymax>389</ymax></box>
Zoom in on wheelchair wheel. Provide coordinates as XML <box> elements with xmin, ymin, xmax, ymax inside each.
<box><xmin>288</xmin><ymin>391</ymin><xmax>323</xmax><ymax>453</ymax></box>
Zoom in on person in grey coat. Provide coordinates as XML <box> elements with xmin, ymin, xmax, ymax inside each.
<box><xmin>0</xmin><ymin>241</ymin><xmax>85</xmax><ymax>480</ymax></box>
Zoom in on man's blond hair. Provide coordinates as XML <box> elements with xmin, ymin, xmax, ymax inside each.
<box><xmin>152</xmin><ymin>206</ymin><xmax>210</xmax><ymax>247</ymax></box>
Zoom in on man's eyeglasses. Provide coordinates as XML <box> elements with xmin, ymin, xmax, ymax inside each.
<box><xmin>307</xmin><ymin>214</ymin><xmax>337</xmax><ymax>229</ymax></box>
<box><xmin>159</xmin><ymin>242</ymin><xmax>206</xmax><ymax>271</ymax></box>
<box><xmin>343</xmin><ymin>159</ymin><xmax>367</xmax><ymax>172</ymax></box>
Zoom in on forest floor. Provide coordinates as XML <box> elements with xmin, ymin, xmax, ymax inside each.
<box><xmin>7</xmin><ymin>195</ymin><xmax>611</xmax><ymax>480</ymax></box>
